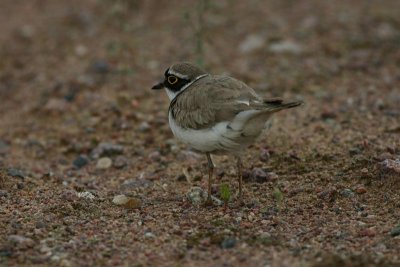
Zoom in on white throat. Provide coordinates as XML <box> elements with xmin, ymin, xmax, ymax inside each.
<box><xmin>164</xmin><ymin>74</ymin><xmax>208</xmax><ymax>101</ymax></box>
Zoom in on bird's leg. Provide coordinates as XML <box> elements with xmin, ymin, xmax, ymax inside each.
<box><xmin>236</xmin><ymin>156</ymin><xmax>244</xmax><ymax>202</ymax></box>
<box><xmin>205</xmin><ymin>153</ymin><xmax>214</xmax><ymax>206</ymax></box>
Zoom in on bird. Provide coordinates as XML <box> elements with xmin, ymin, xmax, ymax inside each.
<box><xmin>152</xmin><ymin>62</ymin><xmax>302</xmax><ymax>205</ymax></box>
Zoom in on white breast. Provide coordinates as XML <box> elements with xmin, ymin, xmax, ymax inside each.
<box><xmin>168</xmin><ymin>110</ymin><xmax>272</xmax><ymax>154</ymax></box>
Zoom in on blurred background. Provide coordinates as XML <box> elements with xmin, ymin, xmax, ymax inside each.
<box><xmin>1</xmin><ymin>0</ymin><xmax>400</xmax><ymax>266</ymax></box>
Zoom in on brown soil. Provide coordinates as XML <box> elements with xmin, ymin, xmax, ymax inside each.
<box><xmin>1</xmin><ymin>1</ymin><xmax>400</xmax><ymax>266</ymax></box>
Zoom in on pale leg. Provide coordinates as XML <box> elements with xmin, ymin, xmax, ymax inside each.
<box><xmin>205</xmin><ymin>153</ymin><xmax>214</xmax><ymax>205</ymax></box>
<box><xmin>236</xmin><ymin>156</ymin><xmax>243</xmax><ymax>201</ymax></box>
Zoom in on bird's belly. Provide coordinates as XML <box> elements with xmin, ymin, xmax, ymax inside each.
<box><xmin>168</xmin><ymin>112</ymin><xmax>269</xmax><ymax>154</ymax></box>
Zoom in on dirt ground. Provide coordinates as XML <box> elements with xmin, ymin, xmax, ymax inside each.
<box><xmin>1</xmin><ymin>0</ymin><xmax>400</xmax><ymax>266</ymax></box>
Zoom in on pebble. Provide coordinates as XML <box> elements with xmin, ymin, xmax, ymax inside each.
<box><xmin>267</xmin><ymin>172</ymin><xmax>278</xmax><ymax>181</ymax></box>
<box><xmin>380</xmin><ymin>159</ymin><xmax>400</xmax><ymax>174</ymax></box>
<box><xmin>90</xmin><ymin>59</ymin><xmax>110</xmax><ymax>74</ymax></box>
<box><xmin>341</xmin><ymin>189</ymin><xmax>355</xmax><ymax>198</ymax></box>
<box><xmin>112</xmin><ymin>194</ymin><xmax>141</xmax><ymax>209</ymax></box>
<box><xmin>0</xmin><ymin>190</ymin><xmax>8</xmax><ymax>197</ymax></box>
<box><xmin>113</xmin><ymin>155</ymin><xmax>128</xmax><ymax>169</ymax></box>
<box><xmin>349</xmin><ymin>147</ymin><xmax>362</xmax><ymax>156</ymax></box>
<box><xmin>239</xmin><ymin>34</ymin><xmax>264</xmax><ymax>53</ymax></box>
<box><xmin>90</xmin><ymin>142</ymin><xmax>124</xmax><ymax>159</ymax></box>
<box><xmin>359</xmin><ymin>227</ymin><xmax>376</xmax><ymax>237</ymax></box>
<box><xmin>0</xmin><ymin>139</ymin><xmax>9</xmax><ymax>155</ymax></box>
<box><xmin>221</xmin><ymin>237</ymin><xmax>236</xmax><ymax>249</ymax></box>
<box><xmin>259</xmin><ymin>149</ymin><xmax>270</xmax><ymax>162</ymax></box>
<box><xmin>355</xmin><ymin>186</ymin><xmax>367</xmax><ymax>194</ymax></box>
<box><xmin>269</xmin><ymin>40</ymin><xmax>303</xmax><ymax>54</ymax></box>
<box><xmin>96</xmin><ymin>157</ymin><xmax>112</xmax><ymax>169</ymax></box>
<box><xmin>148</xmin><ymin>151</ymin><xmax>161</xmax><ymax>162</ymax></box>
<box><xmin>7</xmin><ymin>168</ymin><xmax>25</xmax><ymax>179</ymax></box>
<box><xmin>120</xmin><ymin>179</ymin><xmax>153</xmax><ymax>191</ymax></box>
<box><xmin>73</xmin><ymin>155</ymin><xmax>89</xmax><ymax>169</ymax></box>
<box><xmin>76</xmin><ymin>191</ymin><xmax>95</xmax><ymax>200</ymax></box>
<box><xmin>390</xmin><ymin>225</ymin><xmax>400</xmax><ymax>237</ymax></box>
<box><xmin>186</xmin><ymin>187</ymin><xmax>223</xmax><ymax>206</ymax></box>
<box><xmin>44</xmin><ymin>98</ymin><xmax>68</xmax><ymax>112</ymax></box>
<box><xmin>176</xmin><ymin>174</ymin><xmax>187</xmax><ymax>182</ymax></box>
<box><xmin>138</xmin><ymin>121</ymin><xmax>151</xmax><ymax>132</ymax></box>
<box><xmin>8</xmin><ymin>235</ymin><xmax>35</xmax><ymax>249</ymax></box>
<box><xmin>250</xmin><ymin>168</ymin><xmax>268</xmax><ymax>183</ymax></box>
<box><xmin>144</xmin><ymin>232</ymin><xmax>155</xmax><ymax>239</ymax></box>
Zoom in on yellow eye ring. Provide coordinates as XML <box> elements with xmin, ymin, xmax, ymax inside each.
<box><xmin>168</xmin><ymin>76</ymin><xmax>178</xmax><ymax>84</ymax></box>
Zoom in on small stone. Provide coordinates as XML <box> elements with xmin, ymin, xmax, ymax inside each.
<box><xmin>112</xmin><ymin>194</ymin><xmax>141</xmax><ymax>209</ymax></box>
<box><xmin>359</xmin><ymin>227</ymin><xmax>376</xmax><ymax>237</ymax></box>
<box><xmin>77</xmin><ymin>191</ymin><xmax>95</xmax><ymax>200</ymax></box>
<box><xmin>321</xmin><ymin>109</ymin><xmax>337</xmax><ymax>120</ymax></box>
<box><xmin>0</xmin><ymin>139</ymin><xmax>9</xmax><ymax>155</ymax></box>
<box><xmin>239</xmin><ymin>34</ymin><xmax>265</xmax><ymax>53</ymax></box>
<box><xmin>341</xmin><ymin>189</ymin><xmax>355</xmax><ymax>198</ymax></box>
<box><xmin>380</xmin><ymin>159</ymin><xmax>400</xmax><ymax>174</ymax></box>
<box><xmin>113</xmin><ymin>155</ymin><xmax>128</xmax><ymax>169</ymax></box>
<box><xmin>0</xmin><ymin>190</ymin><xmax>8</xmax><ymax>197</ymax></box>
<box><xmin>19</xmin><ymin>25</ymin><xmax>35</xmax><ymax>38</ymax></box>
<box><xmin>60</xmin><ymin>259</ymin><xmax>73</xmax><ymax>267</ymax></box>
<box><xmin>144</xmin><ymin>232</ymin><xmax>155</xmax><ymax>239</ymax></box>
<box><xmin>138</xmin><ymin>121</ymin><xmax>151</xmax><ymax>132</ymax></box>
<box><xmin>259</xmin><ymin>149</ymin><xmax>270</xmax><ymax>162</ymax></box>
<box><xmin>221</xmin><ymin>237</ymin><xmax>236</xmax><ymax>249</ymax></box>
<box><xmin>35</xmin><ymin>221</ymin><xmax>46</xmax><ymax>229</ymax></box>
<box><xmin>251</xmin><ymin>168</ymin><xmax>268</xmax><ymax>183</ymax></box>
<box><xmin>349</xmin><ymin>147</ymin><xmax>362</xmax><ymax>156</ymax></box>
<box><xmin>73</xmin><ymin>155</ymin><xmax>89</xmax><ymax>169</ymax></box>
<box><xmin>148</xmin><ymin>151</ymin><xmax>162</xmax><ymax>162</ymax></box>
<box><xmin>7</xmin><ymin>168</ymin><xmax>25</xmax><ymax>179</ymax></box>
<box><xmin>176</xmin><ymin>174</ymin><xmax>187</xmax><ymax>182</ymax></box>
<box><xmin>124</xmin><ymin>198</ymin><xmax>142</xmax><ymax>209</ymax></box>
<box><xmin>390</xmin><ymin>225</ymin><xmax>400</xmax><ymax>237</ymax></box>
<box><xmin>120</xmin><ymin>179</ymin><xmax>153</xmax><ymax>191</ymax></box>
<box><xmin>269</xmin><ymin>40</ymin><xmax>303</xmax><ymax>54</ymax></box>
<box><xmin>112</xmin><ymin>194</ymin><xmax>128</xmax><ymax>205</ymax></box>
<box><xmin>8</xmin><ymin>235</ymin><xmax>35</xmax><ymax>249</ymax></box>
<box><xmin>44</xmin><ymin>98</ymin><xmax>68</xmax><ymax>112</ymax></box>
<box><xmin>376</xmin><ymin>152</ymin><xmax>394</xmax><ymax>161</ymax></box>
<box><xmin>186</xmin><ymin>187</ymin><xmax>223</xmax><ymax>206</ymax></box>
<box><xmin>361</xmin><ymin>168</ymin><xmax>369</xmax><ymax>175</ymax></box>
<box><xmin>355</xmin><ymin>186</ymin><xmax>367</xmax><ymax>194</ymax></box>
<box><xmin>90</xmin><ymin>143</ymin><xmax>124</xmax><ymax>159</ymax></box>
<box><xmin>75</xmin><ymin>44</ymin><xmax>88</xmax><ymax>56</ymax></box>
<box><xmin>266</xmin><ymin>172</ymin><xmax>278</xmax><ymax>181</ymax></box>
<box><xmin>96</xmin><ymin>157</ymin><xmax>112</xmax><ymax>169</ymax></box>
<box><xmin>90</xmin><ymin>59</ymin><xmax>109</xmax><ymax>74</ymax></box>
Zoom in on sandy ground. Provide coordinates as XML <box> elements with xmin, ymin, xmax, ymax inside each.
<box><xmin>1</xmin><ymin>0</ymin><xmax>400</xmax><ymax>266</ymax></box>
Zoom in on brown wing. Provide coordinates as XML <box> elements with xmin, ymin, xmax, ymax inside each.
<box><xmin>170</xmin><ymin>75</ymin><xmax>268</xmax><ymax>129</ymax></box>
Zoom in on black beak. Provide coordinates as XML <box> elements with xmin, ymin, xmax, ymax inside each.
<box><xmin>151</xmin><ymin>81</ymin><xmax>164</xmax><ymax>90</ymax></box>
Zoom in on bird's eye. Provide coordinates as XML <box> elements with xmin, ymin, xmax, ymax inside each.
<box><xmin>168</xmin><ymin>76</ymin><xmax>178</xmax><ymax>84</ymax></box>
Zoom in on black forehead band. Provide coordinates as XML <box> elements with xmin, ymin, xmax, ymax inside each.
<box><xmin>164</xmin><ymin>68</ymin><xmax>170</xmax><ymax>77</ymax></box>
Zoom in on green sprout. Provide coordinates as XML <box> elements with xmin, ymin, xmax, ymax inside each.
<box><xmin>273</xmin><ymin>187</ymin><xmax>284</xmax><ymax>213</ymax></box>
<box><xmin>220</xmin><ymin>183</ymin><xmax>231</xmax><ymax>210</ymax></box>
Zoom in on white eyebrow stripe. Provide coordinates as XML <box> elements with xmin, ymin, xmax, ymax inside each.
<box><xmin>236</xmin><ymin>100</ymin><xmax>250</xmax><ymax>106</ymax></box>
<box><xmin>168</xmin><ymin>69</ymin><xmax>189</xmax><ymax>79</ymax></box>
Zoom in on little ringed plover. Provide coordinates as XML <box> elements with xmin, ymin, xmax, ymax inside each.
<box><xmin>152</xmin><ymin>62</ymin><xmax>302</xmax><ymax>205</ymax></box>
